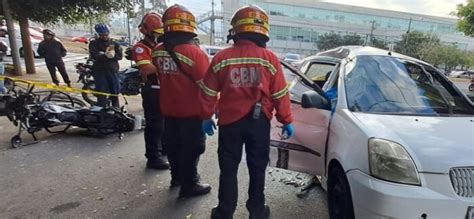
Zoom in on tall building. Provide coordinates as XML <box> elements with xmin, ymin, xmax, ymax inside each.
<box><xmin>222</xmin><ymin>0</ymin><xmax>474</xmax><ymax>55</ymax></box>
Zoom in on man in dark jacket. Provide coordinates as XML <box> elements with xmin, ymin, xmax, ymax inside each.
<box><xmin>37</xmin><ymin>29</ymin><xmax>71</xmax><ymax>86</ymax></box>
<box><xmin>88</xmin><ymin>23</ymin><xmax>123</xmax><ymax>107</ymax></box>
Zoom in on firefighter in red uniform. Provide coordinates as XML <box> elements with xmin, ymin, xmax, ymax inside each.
<box><xmin>199</xmin><ymin>5</ymin><xmax>295</xmax><ymax>219</ymax></box>
<box><xmin>152</xmin><ymin>4</ymin><xmax>211</xmax><ymax>198</ymax></box>
<box><xmin>131</xmin><ymin>12</ymin><xmax>169</xmax><ymax>170</ymax></box>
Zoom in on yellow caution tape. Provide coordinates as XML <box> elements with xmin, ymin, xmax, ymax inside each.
<box><xmin>0</xmin><ymin>75</ymin><xmax>118</xmax><ymax>97</ymax></box>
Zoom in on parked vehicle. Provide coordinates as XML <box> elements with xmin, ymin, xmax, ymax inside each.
<box><xmin>450</xmin><ymin>70</ymin><xmax>474</xmax><ymax>78</ymax></box>
<box><xmin>469</xmin><ymin>77</ymin><xmax>474</xmax><ymax>91</ymax></box>
<box><xmin>0</xmin><ymin>25</ymin><xmax>53</xmax><ymax>57</ymax></box>
<box><xmin>75</xmin><ymin>59</ymin><xmax>141</xmax><ymax>106</ymax></box>
<box><xmin>283</xmin><ymin>53</ymin><xmax>302</xmax><ymax>65</ymax></box>
<box><xmin>0</xmin><ymin>34</ymin><xmax>41</xmax><ymax>57</ymax></box>
<box><xmin>272</xmin><ymin>46</ymin><xmax>474</xmax><ymax>218</ymax></box>
<box><xmin>72</xmin><ymin>34</ymin><xmax>95</xmax><ymax>44</ymax></box>
<box><xmin>200</xmin><ymin>45</ymin><xmax>225</xmax><ymax>59</ymax></box>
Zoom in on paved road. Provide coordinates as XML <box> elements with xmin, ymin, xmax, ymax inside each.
<box><xmin>0</xmin><ymin>65</ymin><xmax>329</xmax><ymax>218</ymax></box>
<box><xmin>0</xmin><ymin>108</ymin><xmax>329</xmax><ymax>218</ymax></box>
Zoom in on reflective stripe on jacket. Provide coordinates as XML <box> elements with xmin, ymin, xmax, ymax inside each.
<box><xmin>199</xmin><ymin>40</ymin><xmax>293</xmax><ymax>126</ymax></box>
<box><xmin>152</xmin><ymin>43</ymin><xmax>209</xmax><ymax>118</ymax></box>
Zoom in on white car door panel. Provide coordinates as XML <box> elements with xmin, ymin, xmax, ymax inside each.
<box><xmin>269</xmin><ymin>61</ymin><xmax>334</xmax><ymax>176</ymax></box>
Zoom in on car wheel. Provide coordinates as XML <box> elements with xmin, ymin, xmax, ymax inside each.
<box><xmin>469</xmin><ymin>84</ymin><xmax>474</xmax><ymax>91</ymax></box>
<box><xmin>328</xmin><ymin>164</ymin><xmax>354</xmax><ymax>219</ymax></box>
<box><xmin>19</xmin><ymin>47</ymin><xmax>24</xmax><ymax>57</ymax></box>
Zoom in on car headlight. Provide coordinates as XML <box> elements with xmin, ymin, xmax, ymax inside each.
<box><xmin>369</xmin><ymin>138</ymin><xmax>420</xmax><ymax>185</ymax></box>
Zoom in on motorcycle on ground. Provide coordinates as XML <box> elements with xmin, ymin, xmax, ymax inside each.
<box><xmin>0</xmin><ymin>78</ymin><xmax>138</xmax><ymax>148</ymax></box>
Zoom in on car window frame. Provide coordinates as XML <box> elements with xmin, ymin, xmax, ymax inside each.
<box><xmin>280</xmin><ymin>60</ymin><xmax>328</xmax><ymax>103</ymax></box>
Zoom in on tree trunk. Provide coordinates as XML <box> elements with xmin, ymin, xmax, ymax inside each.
<box><xmin>2</xmin><ymin>0</ymin><xmax>22</xmax><ymax>75</ymax></box>
<box><xmin>19</xmin><ymin>17</ymin><xmax>36</xmax><ymax>74</ymax></box>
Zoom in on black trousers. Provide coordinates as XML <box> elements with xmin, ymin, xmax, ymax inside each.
<box><xmin>46</xmin><ymin>61</ymin><xmax>70</xmax><ymax>85</ymax></box>
<box><xmin>217</xmin><ymin>113</ymin><xmax>271</xmax><ymax>217</ymax></box>
<box><xmin>141</xmin><ymin>84</ymin><xmax>164</xmax><ymax>160</ymax></box>
<box><xmin>163</xmin><ymin>117</ymin><xmax>205</xmax><ymax>187</ymax></box>
<box><xmin>93</xmin><ymin>70</ymin><xmax>120</xmax><ymax>108</ymax></box>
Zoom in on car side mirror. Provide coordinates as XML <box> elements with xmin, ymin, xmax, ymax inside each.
<box><xmin>301</xmin><ymin>90</ymin><xmax>331</xmax><ymax>110</ymax></box>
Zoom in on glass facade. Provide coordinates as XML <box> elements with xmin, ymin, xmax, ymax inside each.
<box><xmin>238</xmin><ymin>0</ymin><xmax>460</xmax><ymax>44</ymax></box>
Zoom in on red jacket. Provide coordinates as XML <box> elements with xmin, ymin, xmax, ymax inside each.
<box><xmin>132</xmin><ymin>41</ymin><xmax>154</xmax><ymax>67</ymax></box>
<box><xmin>152</xmin><ymin>43</ymin><xmax>210</xmax><ymax>118</ymax></box>
<box><xmin>132</xmin><ymin>40</ymin><xmax>159</xmax><ymax>84</ymax></box>
<box><xmin>199</xmin><ymin>40</ymin><xmax>293</xmax><ymax>126</ymax></box>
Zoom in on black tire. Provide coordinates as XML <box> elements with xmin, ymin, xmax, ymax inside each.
<box><xmin>328</xmin><ymin>164</ymin><xmax>355</xmax><ymax>219</ymax></box>
<box><xmin>469</xmin><ymin>84</ymin><xmax>474</xmax><ymax>91</ymax></box>
<box><xmin>19</xmin><ymin>47</ymin><xmax>24</xmax><ymax>57</ymax></box>
<box><xmin>11</xmin><ymin>135</ymin><xmax>21</xmax><ymax>148</ymax></box>
<box><xmin>82</xmin><ymin>81</ymin><xmax>98</xmax><ymax>106</ymax></box>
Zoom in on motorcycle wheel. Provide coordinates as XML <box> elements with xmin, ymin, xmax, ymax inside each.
<box><xmin>82</xmin><ymin>81</ymin><xmax>98</xmax><ymax>106</ymax></box>
<box><xmin>11</xmin><ymin>135</ymin><xmax>21</xmax><ymax>148</ymax></box>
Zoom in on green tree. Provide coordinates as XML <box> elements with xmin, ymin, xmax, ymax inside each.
<box><xmin>425</xmin><ymin>44</ymin><xmax>464</xmax><ymax>72</ymax></box>
<box><xmin>1</xmin><ymin>0</ymin><xmax>136</xmax><ymax>25</ymax></box>
<box><xmin>395</xmin><ymin>31</ymin><xmax>441</xmax><ymax>59</ymax></box>
<box><xmin>316</xmin><ymin>32</ymin><xmax>343</xmax><ymax>51</ymax></box>
<box><xmin>455</xmin><ymin>0</ymin><xmax>474</xmax><ymax>36</ymax></box>
<box><xmin>342</xmin><ymin>34</ymin><xmax>364</xmax><ymax>45</ymax></box>
<box><xmin>1</xmin><ymin>0</ymin><xmax>137</xmax><ymax>75</ymax></box>
<box><xmin>317</xmin><ymin>33</ymin><xmax>366</xmax><ymax>51</ymax></box>
<box><xmin>370</xmin><ymin>37</ymin><xmax>387</xmax><ymax>49</ymax></box>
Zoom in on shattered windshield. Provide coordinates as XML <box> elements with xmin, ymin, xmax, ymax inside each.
<box><xmin>345</xmin><ymin>55</ymin><xmax>474</xmax><ymax>115</ymax></box>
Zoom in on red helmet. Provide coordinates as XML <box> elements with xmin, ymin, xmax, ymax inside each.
<box><xmin>230</xmin><ymin>5</ymin><xmax>270</xmax><ymax>39</ymax></box>
<box><xmin>162</xmin><ymin>4</ymin><xmax>197</xmax><ymax>35</ymax></box>
<box><xmin>139</xmin><ymin>11</ymin><xmax>164</xmax><ymax>36</ymax></box>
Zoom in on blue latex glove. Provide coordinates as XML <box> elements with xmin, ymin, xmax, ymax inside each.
<box><xmin>281</xmin><ymin>124</ymin><xmax>295</xmax><ymax>140</ymax></box>
<box><xmin>203</xmin><ymin>119</ymin><xmax>217</xmax><ymax>136</ymax></box>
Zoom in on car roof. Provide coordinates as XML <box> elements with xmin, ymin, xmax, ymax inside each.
<box><xmin>301</xmin><ymin>54</ymin><xmax>341</xmax><ymax>63</ymax></box>
<box><xmin>316</xmin><ymin>46</ymin><xmax>434</xmax><ymax>68</ymax></box>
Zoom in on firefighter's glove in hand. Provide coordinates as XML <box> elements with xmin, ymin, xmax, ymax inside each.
<box><xmin>203</xmin><ymin>119</ymin><xmax>216</xmax><ymax>136</ymax></box>
<box><xmin>281</xmin><ymin>124</ymin><xmax>295</xmax><ymax>140</ymax></box>
<box><xmin>105</xmin><ymin>50</ymin><xmax>115</xmax><ymax>59</ymax></box>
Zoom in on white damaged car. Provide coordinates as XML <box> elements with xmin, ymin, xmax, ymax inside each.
<box><xmin>273</xmin><ymin>46</ymin><xmax>474</xmax><ymax>218</ymax></box>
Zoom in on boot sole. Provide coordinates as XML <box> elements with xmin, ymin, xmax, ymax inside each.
<box><xmin>178</xmin><ymin>187</ymin><xmax>211</xmax><ymax>198</ymax></box>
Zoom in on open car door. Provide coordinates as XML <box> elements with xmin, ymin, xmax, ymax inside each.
<box><xmin>269</xmin><ymin>61</ymin><xmax>335</xmax><ymax>176</ymax></box>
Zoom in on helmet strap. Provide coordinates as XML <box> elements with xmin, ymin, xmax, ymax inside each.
<box><xmin>226</xmin><ymin>29</ymin><xmax>234</xmax><ymax>43</ymax></box>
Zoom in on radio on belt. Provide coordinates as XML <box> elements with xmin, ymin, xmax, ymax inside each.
<box><xmin>252</xmin><ymin>102</ymin><xmax>262</xmax><ymax>119</ymax></box>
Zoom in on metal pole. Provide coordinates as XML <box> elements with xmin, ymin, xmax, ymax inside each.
<box><xmin>210</xmin><ymin>0</ymin><xmax>215</xmax><ymax>45</ymax></box>
<box><xmin>369</xmin><ymin>20</ymin><xmax>375</xmax><ymax>46</ymax></box>
<box><xmin>404</xmin><ymin>17</ymin><xmax>412</xmax><ymax>53</ymax></box>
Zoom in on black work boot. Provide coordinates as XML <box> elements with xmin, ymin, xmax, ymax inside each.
<box><xmin>146</xmin><ymin>156</ymin><xmax>170</xmax><ymax>170</ymax></box>
<box><xmin>211</xmin><ymin>206</ymin><xmax>232</xmax><ymax>219</ymax></box>
<box><xmin>170</xmin><ymin>178</ymin><xmax>181</xmax><ymax>188</ymax></box>
<box><xmin>179</xmin><ymin>183</ymin><xmax>211</xmax><ymax>198</ymax></box>
<box><xmin>249</xmin><ymin>205</ymin><xmax>270</xmax><ymax>219</ymax></box>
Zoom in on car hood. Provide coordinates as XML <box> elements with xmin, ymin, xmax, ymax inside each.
<box><xmin>353</xmin><ymin>113</ymin><xmax>474</xmax><ymax>173</ymax></box>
